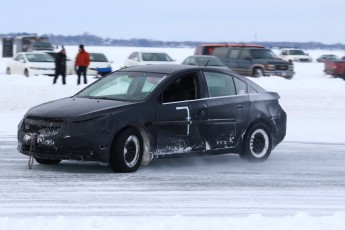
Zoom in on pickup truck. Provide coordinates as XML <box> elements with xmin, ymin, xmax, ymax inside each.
<box><xmin>324</xmin><ymin>58</ymin><xmax>345</xmax><ymax>79</ymax></box>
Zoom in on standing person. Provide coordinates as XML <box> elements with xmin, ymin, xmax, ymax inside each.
<box><xmin>53</xmin><ymin>47</ymin><xmax>67</xmax><ymax>85</ymax></box>
<box><xmin>75</xmin><ymin>44</ymin><xmax>90</xmax><ymax>85</ymax></box>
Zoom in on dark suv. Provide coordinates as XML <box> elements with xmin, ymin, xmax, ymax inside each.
<box><xmin>195</xmin><ymin>44</ymin><xmax>294</xmax><ymax>79</ymax></box>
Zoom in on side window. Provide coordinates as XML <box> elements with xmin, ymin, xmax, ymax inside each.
<box><xmin>213</xmin><ymin>47</ymin><xmax>229</xmax><ymax>58</ymax></box>
<box><xmin>228</xmin><ymin>49</ymin><xmax>240</xmax><ymax>59</ymax></box>
<box><xmin>239</xmin><ymin>49</ymin><xmax>251</xmax><ymax>60</ymax></box>
<box><xmin>204</xmin><ymin>72</ymin><xmax>236</xmax><ymax>97</ymax></box>
<box><xmin>129</xmin><ymin>52</ymin><xmax>138</xmax><ymax>60</ymax></box>
<box><xmin>234</xmin><ymin>77</ymin><xmax>248</xmax><ymax>95</ymax></box>
<box><xmin>161</xmin><ymin>73</ymin><xmax>198</xmax><ymax>103</ymax></box>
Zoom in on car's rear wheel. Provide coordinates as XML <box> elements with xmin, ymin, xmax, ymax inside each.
<box><xmin>35</xmin><ymin>158</ymin><xmax>61</xmax><ymax>164</ymax></box>
<box><xmin>24</xmin><ymin>69</ymin><xmax>29</xmax><ymax>77</ymax></box>
<box><xmin>6</xmin><ymin>68</ymin><xmax>11</xmax><ymax>75</ymax></box>
<box><xmin>253</xmin><ymin>68</ymin><xmax>264</xmax><ymax>78</ymax></box>
<box><xmin>240</xmin><ymin>123</ymin><xmax>272</xmax><ymax>161</ymax></box>
<box><xmin>109</xmin><ymin>127</ymin><xmax>143</xmax><ymax>173</ymax></box>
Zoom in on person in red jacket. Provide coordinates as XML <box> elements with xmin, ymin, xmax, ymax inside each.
<box><xmin>75</xmin><ymin>44</ymin><xmax>90</xmax><ymax>84</ymax></box>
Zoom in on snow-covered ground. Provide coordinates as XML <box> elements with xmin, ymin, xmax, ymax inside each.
<box><xmin>0</xmin><ymin>46</ymin><xmax>345</xmax><ymax>229</ymax></box>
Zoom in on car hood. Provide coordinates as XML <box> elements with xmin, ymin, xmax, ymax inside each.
<box><xmin>28</xmin><ymin>62</ymin><xmax>55</xmax><ymax>68</ymax></box>
<box><xmin>289</xmin><ymin>55</ymin><xmax>311</xmax><ymax>59</ymax></box>
<box><xmin>26</xmin><ymin>97</ymin><xmax>136</xmax><ymax>121</ymax></box>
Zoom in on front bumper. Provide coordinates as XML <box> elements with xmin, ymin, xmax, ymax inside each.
<box><xmin>17</xmin><ymin>116</ymin><xmax>112</xmax><ymax>162</ymax></box>
<box><xmin>264</xmin><ymin>70</ymin><xmax>295</xmax><ymax>78</ymax></box>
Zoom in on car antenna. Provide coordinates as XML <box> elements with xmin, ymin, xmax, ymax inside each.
<box><xmin>204</xmin><ymin>56</ymin><xmax>212</xmax><ymax>67</ymax></box>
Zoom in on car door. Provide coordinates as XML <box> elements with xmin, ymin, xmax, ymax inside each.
<box><xmin>236</xmin><ymin>49</ymin><xmax>253</xmax><ymax>76</ymax></box>
<box><xmin>154</xmin><ymin>71</ymin><xmax>208</xmax><ymax>154</ymax></box>
<box><xmin>202</xmin><ymin>71</ymin><xmax>250</xmax><ymax>149</ymax></box>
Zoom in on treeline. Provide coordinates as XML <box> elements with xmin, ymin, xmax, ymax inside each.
<box><xmin>1</xmin><ymin>32</ymin><xmax>345</xmax><ymax>50</ymax></box>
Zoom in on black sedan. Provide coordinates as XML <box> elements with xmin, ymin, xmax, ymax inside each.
<box><xmin>17</xmin><ymin>65</ymin><xmax>287</xmax><ymax>172</ymax></box>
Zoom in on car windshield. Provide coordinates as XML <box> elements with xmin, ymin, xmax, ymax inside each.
<box><xmin>141</xmin><ymin>52</ymin><xmax>173</xmax><ymax>61</ymax></box>
<box><xmin>25</xmin><ymin>53</ymin><xmax>55</xmax><ymax>62</ymax></box>
<box><xmin>31</xmin><ymin>41</ymin><xmax>52</xmax><ymax>48</ymax></box>
<box><xmin>75</xmin><ymin>71</ymin><xmax>166</xmax><ymax>101</ymax></box>
<box><xmin>250</xmin><ymin>49</ymin><xmax>277</xmax><ymax>59</ymax></box>
<box><xmin>196</xmin><ymin>57</ymin><xmax>224</xmax><ymax>66</ymax></box>
<box><xmin>90</xmin><ymin>53</ymin><xmax>108</xmax><ymax>62</ymax></box>
<box><xmin>289</xmin><ymin>50</ymin><xmax>306</xmax><ymax>55</ymax></box>
<box><xmin>325</xmin><ymin>55</ymin><xmax>339</xmax><ymax>60</ymax></box>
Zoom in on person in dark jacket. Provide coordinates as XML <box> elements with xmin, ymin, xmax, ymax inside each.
<box><xmin>75</xmin><ymin>44</ymin><xmax>90</xmax><ymax>85</ymax></box>
<box><xmin>53</xmin><ymin>48</ymin><xmax>67</xmax><ymax>84</ymax></box>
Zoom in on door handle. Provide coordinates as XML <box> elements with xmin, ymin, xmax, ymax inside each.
<box><xmin>236</xmin><ymin>104</ymin><xmax>247</xmax><ymax>110</ymax></box>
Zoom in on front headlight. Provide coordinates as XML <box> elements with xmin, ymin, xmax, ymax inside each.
<box><xmin>265</xmin><ymin>64</ymin><xmax>275</xmax><ymax>70</ymax></box>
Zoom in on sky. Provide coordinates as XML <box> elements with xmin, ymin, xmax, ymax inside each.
<box><xmin>1</xmin><ymin>0</ymin><xmax>345</xmax><ymax>44</ymax></box>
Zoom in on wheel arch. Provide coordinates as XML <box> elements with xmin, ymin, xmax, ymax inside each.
<box><xmin>111</xmin><ymin>124</ymin><xmax>152</xmax><ymax>166</ymax></box>
<box><xmin>241</xmin><ymin>118</ymin><xmax>276</xmax><ymax>149</ymax></box>
<box><xmin>251</xmin><ymin>65</ymin><xmax>265</xmax><ymax>76</ymax></box>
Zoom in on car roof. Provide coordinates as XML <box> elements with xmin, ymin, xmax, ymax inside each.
<box><xmin>198</xmin><ymin>43</ymin><xmax>264</xmax><ymax>48</ymax></box>
<box><xmin>16</xmin><ymin>52</ymin><xmax>51</xmax><ymax>55</ymax></box>
<box><xmin>118</xmin><ymin>64</ymin><xmax>197</xmax><ymax>74</ymax></box>
<box><xmin>187</xmin><ymin>55</ymin><xmax>217</xmax><ymax>58</ymax></box>
<box><xmin>281</xmin><ymin>48</ymin><xmax>304</xmax><ymax>50</ymax></box>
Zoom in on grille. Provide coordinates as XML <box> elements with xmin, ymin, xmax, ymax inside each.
<box><xmin>23</xmin><ymin>117</ymin><xmax>64</xmax><ymax>137</ymax></box>
<box><xmin>276</xmin><ymin>65</ymin><xmax>288</xmax><ymax>70</ymax></box>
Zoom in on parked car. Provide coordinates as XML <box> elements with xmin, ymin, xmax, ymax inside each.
<box><xmin>278</xmin><ymin>48</ymin><xmax>312</xmax><ymax>62</ymax></box>
<box><xmin>210</xmin><ymin>45</ymin><xmax>294</xmax><ymax>79</ymax></box>
<box><xmin>27</xmin><ymin>41</ymin><xmax>54</xmax><ymax>51</ymax></box>
<box><xmin>6</xmin><ymin>52</ymin><xmax>55</xmax><ymax>77</ymax></box>
<box><xmin>181</xmin><ymin>55</ymin><xmax>230</xmax><ymax>70</ymax></box>
<box><xmin>88</xmin><ymin>52</ymin><xmax>113</xmax><ymax>76</ymax></box>
<box><xmin>124</xmin><ymin>51</ymin><xmax>175</xmax><ymax>67</ymax></box>
<box><xmin>42</xmin><ymin>51</ymin><xmax>75</xmax><ymax>75</ymax></box>
<box><xmin>316</xmin><ymin>54</ymin><xmax>340</xmax><ymax>62</ymax></box>
<box><xmin>324</xmin><ymin>59</ymin><xmax>345</xmax><ymax>79</ymax></box>
<box><xmin>194</xmin><ymin>43</ymin><xmax>264</xmax><ymax>55</ymax></box>
<box><xmin>17</xmin><ymin>64</ymin><xmax>287</xmax><ymax>173</ymax></box>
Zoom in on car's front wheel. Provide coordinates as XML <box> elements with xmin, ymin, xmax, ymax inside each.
<box><xmin>35</xmin><ymin>158</ymin><xmax>61</xmax><ymax>164</ymax></box>
<box><xmin>240</xmin><ymin>123</ymin><xmax>272</xmax><ymax>161</ymax></box>
<box><xmin>24</xmin><ymin>69</ymin><xmax>29</xmax><ymax>77</ymax></box>
<box><xmin>253</xmin><ymin>68</ymin><xmax>264</xmax><ymax>78</ymax></box>
<box><xmin>6</xmin><ymin>68</ymin><xmax>11</xmax><ymax>75</ymax></box>
<box><xmin>109</xmin><ymin>128</ymin><xmax>143</xmax><ymax>173</ymax></box>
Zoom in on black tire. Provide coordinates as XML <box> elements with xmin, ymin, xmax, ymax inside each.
<box><xmin>240</xmin><ymin>123</ymin><xmax>272</xmax><ymax>161</ymax></box>
<box><xmin>6</xmin><ymin>68</ymin><xmax>11</xmax><ymax>75</ymax></box>
<box><xmin>35</xmin><ymin>158</ymin><xmax>61</xmax><ymax>164</ymax></box>
<box><xmin>253</xmin><ymin>68</ymin><xmax>264</xmax><ymax>78</ymax></box>
<box><xmin>24</xmin><ymin>69</ymin><xmax>29</xmax><ymax>77</ymax></box>
<box><xmin>109</xmin><ymin>127</ymin><xmax>143</xmax><ymax>173</ymax></box>
<box><xmin>284</xmin><ymin>75</ymin><xmax>293</xmax><ymax>80</ymax></box>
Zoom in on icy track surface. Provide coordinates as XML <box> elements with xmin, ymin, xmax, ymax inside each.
<box><xmin>1</xmin><ymin>138</ymin><xmax>344</xmax><ymax>217</ymax></box>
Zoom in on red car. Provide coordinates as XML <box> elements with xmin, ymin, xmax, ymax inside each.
<box><xmin>324</xmin><ymin>58</ymin><xmax>345</xmax><ymax>79</ymax></box>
